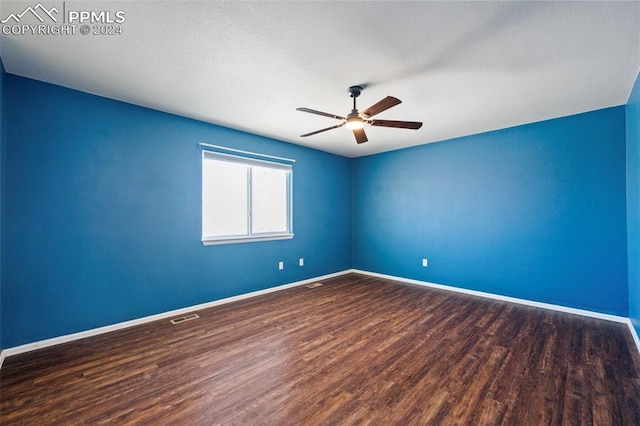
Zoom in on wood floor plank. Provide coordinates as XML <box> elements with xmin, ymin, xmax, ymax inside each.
<box><xmin>1</xmin><ymin>273</ymin><xmax>639</xmax><ymax>424</ymax></box>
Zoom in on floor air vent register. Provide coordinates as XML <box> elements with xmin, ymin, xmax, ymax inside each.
<box><xmin>170</xmin><ymin>313</ymin><xmax>200</xmax><ymax>325</ymax></box>
<box><xmin>306</xmin><ymin>282</ymin><xmax>323</xmax><ymax>289</ymax></box>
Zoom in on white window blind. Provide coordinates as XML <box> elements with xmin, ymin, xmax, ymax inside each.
<box><xmin>202</xmin><ymin>149</ymin><xmax>293</xmax><ymax>245</ymax></box>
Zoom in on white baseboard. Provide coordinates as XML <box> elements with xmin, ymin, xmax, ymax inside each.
<box><xmin>351</xmin><ymin>269</ymin><xmax>629</xmax><ymax>323</ymax></box>
<box><xmin>2</xmin><ymin>269</ymin><xmax>638</xmax><ymax>370</ymax></box>
<box><xmin>0</xmin><ymin>270</ymin><xmax>351</xmax><ymax>365</ymax></box>
<box><xmin>628</xmin><ymin>320</ymin><xmax>640</xmax><ymax>357</ymax></box>
<box><xmin>353</xmin><ymin>269</ymin><xmax>640</xmax><ymax>357</ymax></box>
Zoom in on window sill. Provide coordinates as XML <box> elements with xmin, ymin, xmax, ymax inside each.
<box><xmin>202</xmin><ymin>233</ymin><xmax>294</xmax><ymax>246</ymax></box>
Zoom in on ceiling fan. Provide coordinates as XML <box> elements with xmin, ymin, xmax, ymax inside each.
<box><xmin>296</xmin><ymin>85</ymin><xmax>423</xmax><ymax>144</ymax></box>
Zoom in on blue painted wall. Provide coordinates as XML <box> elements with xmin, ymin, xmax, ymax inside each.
<box><xmin>0</xmin><ymin>71</ymin><xmax>635</xmax><ymax>349</ymax></box>
<box><xmin>2</xmin><ymin>75</ymin><xmax>352</xmax><ymax>348</ymax></box>
<box><xmin>628</xmin><ymin>71</ymin><xmax>640</xmax><ymax>337</ymax></box>
<box><xmin>353</xmin><ymin>107</ymin><xmax>628</xmax><ymax>316</ymax></box>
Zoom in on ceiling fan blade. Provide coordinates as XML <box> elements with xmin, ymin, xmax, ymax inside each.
<box><xmin>353</xmin><ymin>127</ymin><xmax>368</xmax><ymax>144</ymax></box>
<box><xmin>300</xmin><ymin>123</ymin><xmax>345</xmax><ymax>137</ymax></box>
<box><xmin>296</xmin><ymin>107</ymin><xmax>345</xmax><ymax>121</ymax></box>
<box><xmin>370</xmin><ymin>119</ymin><xmax>423</xmax><ymax>130</ymax></box>
<box><xmin>361</xmin><ymin>96</ymin><xmax>401</xmax><ymax>118</ymax></box>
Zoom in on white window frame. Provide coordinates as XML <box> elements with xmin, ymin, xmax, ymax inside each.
<box><xmin>202</xmin><ymin>150</ymin><xmax>293</xmax><ymax>245</ymax></box>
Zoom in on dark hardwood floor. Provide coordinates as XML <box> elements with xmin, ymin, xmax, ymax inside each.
<box><xmin>2</xmin><ymin>273</ymin><xmax>640</xmax><ymax>425</ymax></box>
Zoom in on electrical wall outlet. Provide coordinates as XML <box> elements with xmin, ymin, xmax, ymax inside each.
<box><xmin>299</xmin><ymin>258</ymin><xmax>304</xmax><ymax>267</ymax></box>
<box><xmin>422</xmin><ymin>258</ymin><xmax>428</xmax><ymax>267</ymax></box>
<box><xmin>278</xmin><ymin>261</ymin><xmax>284</xmax><ymax>270</ymax></box>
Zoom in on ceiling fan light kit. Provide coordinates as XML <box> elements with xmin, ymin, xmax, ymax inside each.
<box><xmin>345</xmin><ymin>115</ymin><xmax>364</xmax><ymax>130</ymax></box>
<box><xmin>297</xmin><ymin>85</ymin><xmax>423</xmax><ymax>144</ymax></box>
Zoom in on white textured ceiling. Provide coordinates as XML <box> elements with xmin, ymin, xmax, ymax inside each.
<box><xmin>1</xmin><ymin>1</ymin><xmax>639</xmax><ymax>157</ymax></box>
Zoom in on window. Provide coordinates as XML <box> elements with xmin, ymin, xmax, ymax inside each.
<box><xmin>202</xmin><ymin>150</ymin><xmax>293</xmax><ymax>245</ymax></box>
